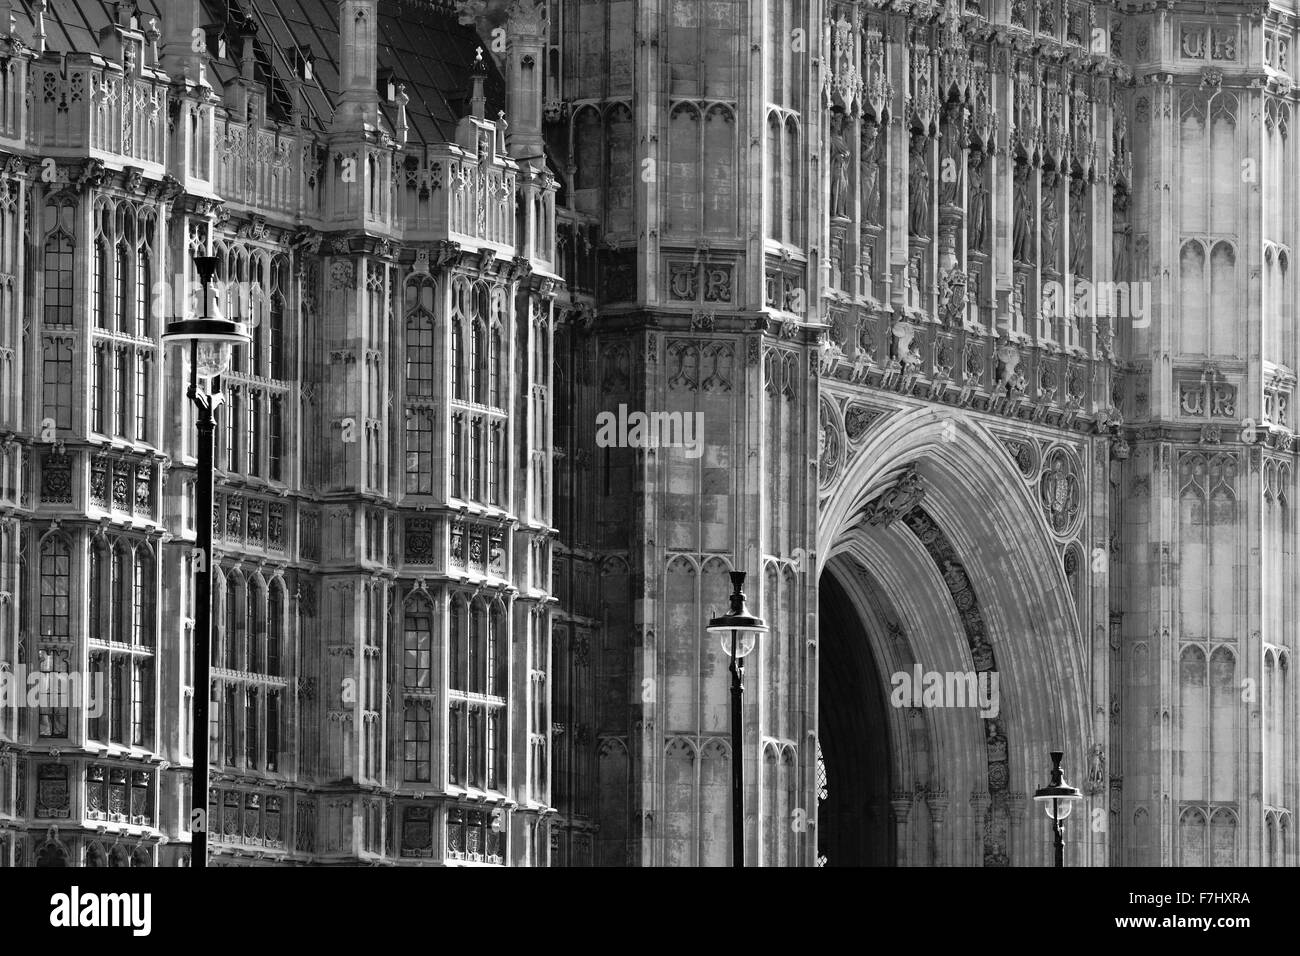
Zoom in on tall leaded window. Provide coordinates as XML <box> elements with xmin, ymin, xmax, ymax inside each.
<box><xmin>472</xmin><ymin>284</ymin><xmax>489</xmax><ymax>403</ymax></box>
<box><xmin>224</xmin><ymin>685</ymin><xmax>238</xmax><ymax>765</ymax></box>
<box><xmin>468</xmin><ymin>705</ymin><xmax>483</xmax><ymax>788</ymax></box>
<box><xmin>115</xmin><ymin>235</ymin><xmax>130</xmax><ymax>334</ymax></box>
<box><xmin>451</xmin><ymin>315</ymin><xmax>464</xmax><ymax>400</ymax></box>
<box><xmin>38</xmin><ymin>535</ymin><xmax>70</xmax><ymax>641</ymax></box>
<box><xmin>471</xmin><ymin>418</ymin><xmax>484</xmax><ymax>502</ymax></box>
<box><xmin>245</xmin><ymin>688</ymin><xmax>258</xmax><ymax>768</ymax></box>
<box><xmin>404</xmin><ymin>601</ymin><xmax>432</xmax><ymax>689</ymax></box>
<box><xmin>451</xmin><ymin>414</ymin><xmax>464</xmax><ymax>499</ymax></box>
<box><xmin>89</xmin><ymin>653</ymin><xmax>108</xmax><ymax>742</ymax></box>
<box><xmin>269</xmin><ymin>293</ymin><xmax>285</xmax><ymax>380</ymax></box>
<box><xmin>88</xmin><ymin>540</ymin><xmax>104</xmax><ymax>638</ymax></box>
<box><xmin>269</xmin><ymin>396</ymin><xmax>283</xmax><ymax>482</ymax></box>
<box><xmin>41</xmin><ymin>338</ymin><xmax>73</xmax><ymax>431</ymax></box>
<box><xmin>469</xmin><ymin>319</ymin><xmax>483</xmax><ymax>404</ymax></box>
<box><xmin>490</xmin><ymin>326</ymin><xmax>503</xmax><ymax>408</ymax></box>
<box><xmin>131</xmin><ymin>659</ymin><xmax>152</xmax><ymax>746</ymax></box>
<box><xmin>251</xmin><ymin>311</ymin><xmax>264</xmax><ymax>381</ymax></box>
<box><xmin>405</xmin><ymin>409</ymin><xmax>434</xmax><ymax>494</ymax></box>
<box><xmin>401</xmin><ymin>592</ymin><xmax>435</xmax><ymax>784</ymax></box>
<box><xmin>38</xmin><ymin>647</ymin><xmax>70</xmax><ymax>738</ymax></box>
<box><xmin>111</xmin><ymin>545</ymin><xmax>127</xmax><ymax>644</ymax></box>
<box><xmin>267</xmin><ymin>585</ymin><xmax>282</xmax><ymax>676</ymax></box>
<box><xmin>112</xmin><ymin>347</ymin><xmax>128</xmax><ymax>437</ymax></box>
<box><xmin>85</xmin><ymin>538</ymin><xmax>158</xmax><ymax>754</ymax></box>
<box><xmin>249</xmin><ymin>390</ymin><xmax>262</xmax><ymax>476</ymax></box>
<box><xmin>133</xmin><ymin>548</ymin><xmax>154</xmax><ymax>648</ymax></box>
<box><xmin>94</xmin><ymin>232</ymin><xmax>109</xmax><ymax>329</ymax></box>
<box><xmin>42</xmin><ymin>202</ymin><xmax>75</xmax><ymax>328</ymax></box>
<box><xmin>266</xmin><ymin>691</ymin><xmax>280</xmax><ymax>771</ymax></box>
<box><xmin>488</xmin><ymin>603</ymin><xmax>507</xmax><ymax>697</ymax></box>
<box><xmin>404</xmin><ymin>703</ymin><xmax>431</xmax><ymax>782</ymax></box>
<box><xmin>246</xmin><ymin>582</ymin><xmax>262</xmax><ymax>673</ymax></box>
<box><xmin>92</xmin><ymin>345</ymin><xmax>106</xmax><ymax>433</ymax></box>
<box><xmin>226</xmin><ymin>387</ymin><xmax>241</xmax><ymax>472</ymax></box>
<box><xmin>135</xmin><ymin>223</ymin><xmax>151</xmax><ymax>338</ymax></box>
<box><xmin>406</xmin><ymin>310</ymin><xmax>435</xmax><ymax>396</ymax></box>
<box><xmin>225</xmin><ymin>577</ymin><xmax>240</xmax><ymax>670</ymax></box>
<box><xmin>449</xmin><ymin>596</ymin><xmax>466</xmax><ymax>692</ymax></box>
<box><xmin>489</xmin><ymin>423</ymin><xmax>502</xmax><ymax>506</ymax></box>
<box><xmin>134</xmin><ymin>352</ymin><xmax>149</xmax><ymax>442</ymax></box>
<box><xmin>209</xmin><ymin>681</ymin><xmax>220</xmax><ymax>761</ymax></box>
<box><xmin>448</xmin><ymin>702</ymin><xmax>463</xmax><ymax>785</ymax></box>
<box><xmin>469</xmin><ymin>601</ymin><xmax>485</xmax><ymax>695</ymax></box>
<box><xmin>111</xmin><ymin>657</ymin><xmax>126</xmax><ymax>743</ymax></box>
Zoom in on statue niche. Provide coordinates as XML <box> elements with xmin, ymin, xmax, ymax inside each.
<box><xmin>829</xmin><ymin>109</ymin><xmax>852</xmax><ymax>220</ymax></box>
<box><xmin>967</xmin><ymin>150</ymin><xmax>988</xmax><ymax>252</ymax></box>
<box><xmin>861</xmin><ymin>119</ymin><xmax>882</xmax><ymax>227</ymax></box>
<box><xmin>1012</xmin><ymin>160</ymin><xmax>1033</xmax><ymax>265</ymax></box>
<box><xmin>909</xmin><ymin>131</ymin><xmax>931</xmax><ymax>237</ymax></box>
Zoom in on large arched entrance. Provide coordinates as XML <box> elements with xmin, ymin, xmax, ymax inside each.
<box><xmin>814</xmin><ymin>405</ymin><xmax>1095</xmax><ymax>866</ymax></box>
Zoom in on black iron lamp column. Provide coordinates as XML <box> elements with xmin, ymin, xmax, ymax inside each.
<box><xmin>707</xmin><ymin>571</ymin><xmax>767</xmax><ymax>867</ymax></box>
<box><xmin>162</xmin><ymin>255</ymin><xmax>249</xmax><ymax>867</ymax></box>
<box><xmin>1033</xmin><ymin>750</ymin><xmax>1082</xmax><ymax>867</ymax></box>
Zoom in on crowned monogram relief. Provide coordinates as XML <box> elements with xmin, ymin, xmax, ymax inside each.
<box><xmin>1039</xmin><ymin>446</ymin><xmax>1083</xmax><ymax>536</ymax></box>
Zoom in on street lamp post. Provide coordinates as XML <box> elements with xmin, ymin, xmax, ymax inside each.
<box><xmin>162</xmin><ymin>255</ymin><xmax>249</xmax><ymax>868</ymax></box>
<box><xmin>707</xmin><ymin>571</ymin><xmax>767</xmax><ymax>867</ymax></box>
<box><xmin>1033</xmin><ymin>750</ymin><xmax>1082</xmax><ymax>867</ymax></box>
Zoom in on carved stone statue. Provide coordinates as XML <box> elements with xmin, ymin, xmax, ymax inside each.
<box><xmin>1069</xmin><ymin>177</ymin><xmax>1089</xmax><ymax>275</ymax></box>
<box><xmin>1012</xmin><ymin>161</ymin><xmax>1033</xmax><ymax>264</ymax></box>
<box><xmin>861</xmin><ymin>120</ymin><xmax>882</xmax><ymax>225</ymax></box>
<box><xmin>909</xmin><ymin>131</ymin><xmax>931</xmax><ymax>236</ymax></box>
<box><xmin>862</xmin><ymin>463</ymin><xmax>926</xmax><ymax>528</ymax></box>
<box><xmin>967</xmin><ymin>150</ymin><xmax>988</xmax><ymax>251</ymax></box>
<box><xmin>1040</xmin><ymin>171</ymin><xmax>1060</xmax><ymax>269</ymax></box>
<box><xmin>995</xmin><ymin>340</ymin><xmax>1021</xmax><ymax>392</ymax></box>
<box><xmin>1087</xmin><ymin>744</ymin><xmax>1106</xmax><ymax>795</ymax></box>
<box><xmin>939</xmin><ymin>103</ymin><xmax>965</xmax><ymax>207</ymax></box>
<box><xmin>829</xmin><ymin>111</ymin><xmax>852</xmax><ymax>219</ymax></box>
<box><xmin>1113</xmin><ymin>188</ymin><xmax>1131</xmax><ymax>278</ymax></box>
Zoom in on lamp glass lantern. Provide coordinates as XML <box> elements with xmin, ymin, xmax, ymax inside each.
<box><xmin>707</xmin><ymin>571</ymin><xmax>767</xmax><ymax>658</ymax></box>
<box><xmin>162</xmin><ymin>255</ymin><xmax>250</xmax><ymax>380</ymax></box>
<box><xmin>1034</xmin><ymin>750</ymin><xmax>1083</xmax><ymax>821</ymax></box>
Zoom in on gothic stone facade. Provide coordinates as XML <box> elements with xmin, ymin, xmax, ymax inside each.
<box><xmin>0</xmin><ymin>0</ymin><xmax>1294</xmax><ymax>868</ymax></box>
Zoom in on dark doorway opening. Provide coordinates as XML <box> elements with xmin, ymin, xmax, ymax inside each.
<box><xmin>817</xmin><ymin>569</ymin><xmax>895</xmax><ymax>866</ymax></box>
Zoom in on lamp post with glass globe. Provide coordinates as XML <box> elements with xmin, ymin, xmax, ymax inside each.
<box><xmin>162</xmin><ymin>255</ymin><xmax>250</xmax><ymax>868</ymax></box>
<box><xmin>1033</xmin><ymin>750</ymin><xmax>1082</xmax><ymax>867</ymax></box>
<box><xmin>707</xmin><ymin>571</ymin><xmax>767</xmax><ymax>867</ymax></box>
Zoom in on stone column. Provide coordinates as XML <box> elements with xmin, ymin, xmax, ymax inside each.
<box><xmin>969</xmin><ymin>790</ymin><xmax>990</xmax><ymax>866</ymax></box>
<box><xmin>927</xmin><ymin>791</ymin><xmax>950</xmax><ymax>866</ymax></box>
<box><xmin>1007</xmin><ymin>792</ymin><xmax>1027</xmax><ymax>866</ymax></box>
<box><xmin>889</xmin><ymin>791</ymin><xmax>913</xmax><ymax>866</ymax></box>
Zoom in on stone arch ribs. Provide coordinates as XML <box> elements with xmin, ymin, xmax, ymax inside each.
<box><xmin>818</xmin><ymin>407</ymin><xmax>1094</xmax><ymax>865</ymax></box>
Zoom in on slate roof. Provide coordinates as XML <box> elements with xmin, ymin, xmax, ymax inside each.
<box><xmin>9</xmin><ymin>0</ymin><xmax>505</xmax><ymax>147</ymax></box>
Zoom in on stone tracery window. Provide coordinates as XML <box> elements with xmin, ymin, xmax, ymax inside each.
<box><xmin>42</xmin><ymin>200</ymin><xmax>75</xmax><ymax>329</ymax></box>
<box><xmin>446</xmin><ymin>594</ymin><xmax>507</xmax><ymax>793</ymax></box>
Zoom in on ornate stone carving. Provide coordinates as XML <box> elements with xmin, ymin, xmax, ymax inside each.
<box><xmin>1040</xmin><ymin>447</ymin><xmax>1083</xmax><ymax>536</ymax></box>
<box><xmin>844</xmin><ymin>404</ymin><xmax>882</xmax><ymax>441</ymax></box>
<box><xmin>818</xmin><ymin>398</ymin><xmax>844</xmax><ymax>489</ymax></box>
<box><xmin>861</xmin><ymin>465</ymin><xmax>925</xmax><ymax>528</ymax></box>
